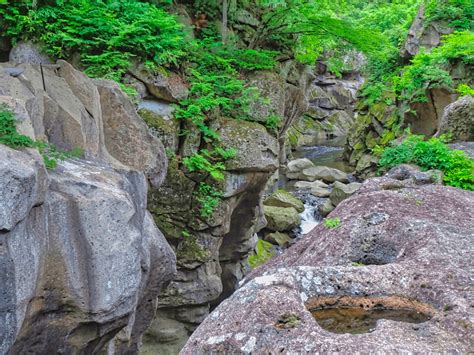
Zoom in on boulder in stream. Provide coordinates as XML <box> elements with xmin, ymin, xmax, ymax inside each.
<box><xmin>264</xmin><ymin>190</ymin><xmax>304</xmax><ymax>213</ymax></box>
<box><xmin>263</xmin><ymin>206</ymin><xmax>301</xmax><ymax>232</ymax></box>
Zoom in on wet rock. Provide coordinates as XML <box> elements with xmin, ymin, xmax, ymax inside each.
<box><xmin>264</xmin><ymin>190</ymin><xmax>304</xmax><ymax>213</ymax></box>
<box><xmin>264</xmin><ymin>232</ymin><xmax>292</xmax><ymax>247</ymax></box>
<box><xmin>182</xmin><ymin>178</ymin><xmax>474</xmax><ymax>354</ymax></box>
<box><xmin>263</xmin><ymin>206</ymin><xmax>301</xmax><ymax>232</ymax></box>
<box><xmin>438</xmin><ymin>95</ymin><xmax>474</xmax><ymax>141</ymax></box>
<box><xmin>329</xmin><ymin>181</ymin><xmax>362</xmax><ymax>206</ymax></box>
<box><xmin>318</xmin><ymin>199</ymin><xmax>335</xmax><ymax>217</ymax></box>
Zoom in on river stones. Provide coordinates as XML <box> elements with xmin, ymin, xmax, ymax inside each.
<box><xmin>329</xmin><ymin>181</ymin><xmax>362</xmax><ymax>206</ymax></box>
<box><xmin>286</xmin><ymin>158</ymin><xmax>349</xmax><ymax>183</ymax></box>
<box><xmin>264</xmin><ymin>232</ymin><xmax>292</xmax><ymax>247</ymax></box>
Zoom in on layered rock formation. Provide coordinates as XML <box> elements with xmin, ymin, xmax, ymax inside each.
<box><xmin>134</xmin><ymin>50</ymin><xmax>313</xmax><ymax>354</ymax></box>
<box><xmin>0</xmin><ymin>60</ymin><xmax>174</xmax><ymax>353</ymax></box>
<box><xmin>182</xmin><ymin>177</ymin><xmax>474</xmax><ymax>353</ymax></box>
<box><xmin>288</xmin><ymin>56</ymin><xmax>364</xmax><ymax>148</ymax></box>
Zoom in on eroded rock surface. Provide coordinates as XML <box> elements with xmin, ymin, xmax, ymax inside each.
<box><xmin>183</xmin><ymin>178</ymin><xmax>473</xmax><ymax>353</ymax></box>
<box><xmin>0</xmin><ymin>59</ymin><xmax>174</xmax><ymax>354</ymax></box>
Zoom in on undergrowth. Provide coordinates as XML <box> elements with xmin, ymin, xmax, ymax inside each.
<box><xmin>378</xmin><ymin>135</ymin><xmax>474</xmax><ymax>190</ymax></box>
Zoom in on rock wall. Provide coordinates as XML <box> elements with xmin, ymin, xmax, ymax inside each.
<box><xmin>134</xmin><ymin>62</ymin><xmax>310</xmax><ymax>353</ymax></box>
<box><xmin>0</xmin><ymin>60</ymin><xmax>174</xmax><ymax>353</ymax></box>
<box><xmin>182</xmin><ymin>177</ymin><xmax>474</xmax><ymax>353</ymax></box>
<box><xmin>287</xmin><ymin>58</ymin><xmax>363</xmax><ymax>148</ymax></box>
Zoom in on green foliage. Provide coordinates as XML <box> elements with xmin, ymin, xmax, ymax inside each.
<box><xmin>425</xmin><ymin>0</ymin><xmax>474</xmax><ymax>31</ymax></box>
<box><xmin>248</xmin><ymin>239</ymin><xmax>275</xmax><ymax>269</ymax></box>
<box><xmin>324</xmin><ymin>217</ymin><xmax>341</xmax><ymax>229</ymax></box>
<box><xmin>0</xmin><ymin>0</ymin><xmax>187</xmax><ymax>81</ymax></box>
<box><xmin>194</xmin><ymin>182</ymin><xmax>223</xmax><ymax>218</ymax></box>
<box><xmin>456</xmin><ymin>83</ymin><xmax>474</xmax><ymax>96</ymax></box>
<box><xmin>379</xmin><ymin>135</ymin><xmax>474</xmax><ymax>190</ymax></box>
<box><xmin>0</xmin><ymin>104</ymin><xmax>83</xmax><ymax>168</ymax></box>
<box><xmin>362</xmin><ymin>30</ymin><xmax>474</xmax><ymax>106</ymax></box>
<box><xmin>265</xmin><ymin>113</ymin><xmax>281</xmax><ymax>131</ymax></box>
<box><xmin>183</xmin><ymin>150</ymin><xmax>227</xmax><ymax>181</ymax></box>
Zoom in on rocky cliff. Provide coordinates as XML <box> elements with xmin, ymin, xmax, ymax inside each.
<box><xmin>345</xmin><ymin>6</ymin><xmax>473</xmax><ymax>176</ymax></box>
<box><xmin>0</xmin><ymin>60</ymin><xmax>175</xmax><ymax>353</ymax></box>
<box><xmin>135</xmin><ymin>63</ymin><xmax>310</xmax><ymax>354</ymax></box>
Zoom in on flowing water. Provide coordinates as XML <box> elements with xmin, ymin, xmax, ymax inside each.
<box><xmin>287</xmin><ymin>140</ymin><xmax>354</xmax><ymax>235</ymax></box>
<box><xmin>311</xmin><ymin>307</ymin><xmax>431</xmax><ymax>334</ymax></box>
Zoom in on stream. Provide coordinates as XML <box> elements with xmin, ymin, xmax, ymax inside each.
<box><xmin>287</xmin><ymin>142</ymin><xmax>353</xmax><ymax>236</ymax></box>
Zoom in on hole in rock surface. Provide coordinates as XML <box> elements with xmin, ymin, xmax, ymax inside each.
<box><xmin>306</xmin><ymin>296</ymin><xmax>433</xmax><ymax>335</ymax></box>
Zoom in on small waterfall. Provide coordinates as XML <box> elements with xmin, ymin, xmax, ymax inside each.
<box><xmin>299</xmin><ymin>202</ymin><xmax>320</xmax><ymax>235</ymax></box>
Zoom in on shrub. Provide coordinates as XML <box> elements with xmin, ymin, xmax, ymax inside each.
<box><xmin>379</xmin><ymin>135</ymin><xmax>474</xmax><ymax>190</ymax></box>
<box><xmin>324</xmin><ymin>217</ymin><xmax>341</xmax><ymax>229</ymax></box>
<box><xmin>0</xmin><ymin>0</ymin><xmax>187</xmax><ymax>81</ymax></box>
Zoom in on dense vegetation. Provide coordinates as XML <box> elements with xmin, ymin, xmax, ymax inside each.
<box><xmin>0</xmin><ymin>0</ymin><xmax>472</xmax><ymax>214</ymax></box>
<box><xmin>379</xmin><ymin>135</ymin><xmax>474</xmax><ymax>190</ymax></box>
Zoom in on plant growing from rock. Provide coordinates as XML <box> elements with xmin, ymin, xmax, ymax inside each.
<box><xmin>323</xmin><ymin>217</ymin><xmax>341</xmax><ymax>229</ymax></box>
<box><xmin>0</xmin><ymin>105</ymin><xmax>83</xmax><ymax>168</ymax></box>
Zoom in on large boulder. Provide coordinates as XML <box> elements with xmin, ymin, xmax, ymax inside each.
<box><xmin>182</xmin><ymin>178</ymin><xmax>473</xmax><ymax>353</ymax></box>
<box><xmin>329</xmin><ymin>181</ymin><xmax>362</xmax><ymax>206</ymax></box>
<box><xmin>438</xmin><ymin>95</ymin><xmax>474</xmax><ymax>141</ymax></box>
<box><xmin>0</xmin><ymin>60</ymin><xmax>167</xmax><ymax>187</ymax></box>
<box><xmin>263</xmin><ymin>206</ymin><xmax>301</xmax><ymax>232</ymax></box>
<box><xmin>9</xmin><ymin>41</ymin><xmax>52</xmax><ymax>65</ymax></box>
<box><xmin>264</xmin><ymin>190</ymin><xmax>304</xmax><ymax>213</ymax></box>
<box><xmin>0</xmin><ymin>59</ymin><xmax>174</xmax><ymax>353</ymax></box>
<box><xmin>129</xmin><ymin>62</ymin><xmax>189</xmax><ymax>102</ymax></box>
<box><xmin>0</xmin><ymin>146</ymin><xmax>176</xmax><ymax>354</ymax></box>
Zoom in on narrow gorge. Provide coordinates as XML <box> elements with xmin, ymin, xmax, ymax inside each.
<box><xmin>0</xmin><ymin>0</ymin><xmax>472</xmax><ymax>354</ymax></box>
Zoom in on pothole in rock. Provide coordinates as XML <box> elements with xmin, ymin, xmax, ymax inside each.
<box><xmin>306</xmin><ymin>296</ymin><xmax>433</xmax><ymax>335</ymax></box>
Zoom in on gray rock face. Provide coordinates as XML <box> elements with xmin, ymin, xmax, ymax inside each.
<box><xmin>438</xmin><ymin>95</ymin><xmax>474</xmax><ymax>141</ymax></box>
<box><xmin>9</xmin><ymin>41</ymin><xmax>52</xmax><ymax>65</ymax></box>
<box><xmin>182</xmin><ymin>178</ymin><xmax>474</xmax><ymax>354</ymax></box>
<box><xmin>144</xmin><ymin>114</ymin><xmax>279</xmax><ymax>353</ymax></box>
<box><xmin>0</xmin><ymin>146</ymin><xmax>175</xmax><ymax>354</ymax></box>
<box><xmin>0</xmin><ymin>59</ymin><xmax>174</xmax><ymax>353</ymax></box>
<box><xmin>0</xmin><ymin>60</ymin><xmax>166</xmax><ymax>187</ymax></box>
<box><xmin>289</xmin><ymin>64</ymin><xmax>364</xmax><ymax>148</ymax></box>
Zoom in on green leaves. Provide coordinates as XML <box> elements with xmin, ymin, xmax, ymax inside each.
<box><xmin>0</xmin><ymin>0</ymin><xmax>187</xmax><ymax>80</ymax></box>
<box><xmin>0</xmin><ymin>105</ymin><xmax>83</xmax><ymax>169</ymax></box>
<box><xmin>379</xmin><ymin>135</ymin><xmax>474</xmax><ymax>190</ymax></box>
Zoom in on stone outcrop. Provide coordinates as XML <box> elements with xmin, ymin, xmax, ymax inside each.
<box><xmin>288</xmin><ymin>58</ymin><xmax>364</xmax><ymax>148</ymax></box>
<box><xmin>140</xmin><ymin>106</ymin><xmax>279</xmax><ymax>353</ymax></box>
<box><xmin>345</xmin><ymin>7</ymin><xmax>473</xmax><ymax>176</ymax></box>
<box><xmin>438</xmin><ymin>95</ymin><xmax>474</xmax><ymax>141</ymax></box>
<box><xmin>0</xmin><ymin>59</ymin><xmax>174</xmax><ymax>353</ymax></box>
<box><xmin>182</xmin><ymin>177</ymin><xmax>474</xmax><ymax>354</ymax></box>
